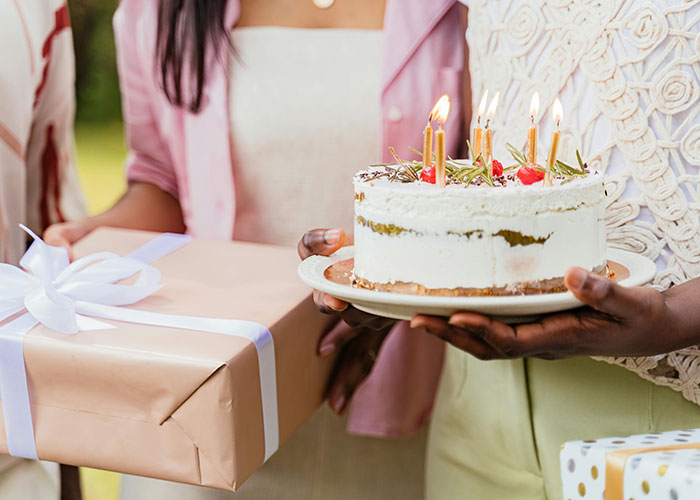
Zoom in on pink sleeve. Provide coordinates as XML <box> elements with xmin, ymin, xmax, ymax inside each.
<box><xmin>113</xmin><ymin>2</ymin><xmax>179</xmax><ymax>199</ymax></box>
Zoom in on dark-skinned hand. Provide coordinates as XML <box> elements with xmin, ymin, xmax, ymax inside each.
<box><xmin>298</xmin><ymin>227</ymin><xmax>396</xmax><ymax>414</ymax></box>
<box><xmin>412</xmin><ymin>266</ymin><xmax>699</xmax><ymax>360</ymax></box>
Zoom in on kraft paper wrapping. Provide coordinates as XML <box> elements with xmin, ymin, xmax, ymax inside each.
<box><xmin>0</xmin><ymin>228</ymin><xmax>336</xmax><ymax>491</ymax></box>
<box><xmin>561</xmin><ymin>428</ymin><xmax>700</xmax><ymax>500</ymax></box>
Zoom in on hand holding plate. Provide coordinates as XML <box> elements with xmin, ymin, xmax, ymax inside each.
<box><xmin>298</xmin><ymin>228</ymin><xmax>394</xmax><ymax>328</ymax></box>
<box><xmin>298</xmin><ymin>228</ymin><xmax>396</xmax><ymax>415</ymax></box>
<box><xmin>412</xmin><ymin>267</ymin><xmax>697</xmax><ymax>360</ymax></box>
<box><xmin>320</xmin><ymin>321</ymin><xmax>392</xmax><ymax>415</ymax></box>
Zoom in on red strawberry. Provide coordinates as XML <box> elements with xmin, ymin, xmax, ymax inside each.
<box><xmin>517</xmin><ymin>164</ymin><xmax>545</xmax><ymax>185</ymax></box>
<box><xmin>420</xmin><ymin>164</ymin><xmax>436</xmax><ymax>184</ymax></box>
<box><xmin>492</xmin><ymin>159</ymin><xmax>503</xmax><ymax>177</ymax></box>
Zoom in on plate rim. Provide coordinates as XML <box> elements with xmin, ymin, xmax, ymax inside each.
<box><xmin>297</xmin><ymin>246</ymin><xmax>657</xmax><ymax>310</ymax></box>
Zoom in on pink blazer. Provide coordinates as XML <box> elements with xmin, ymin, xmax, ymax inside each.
<box><xmin>114</xmin><ymin>0</ymin><xmax>465</xmax><ymax>437</ymax></box>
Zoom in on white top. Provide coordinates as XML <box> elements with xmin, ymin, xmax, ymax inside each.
<box><xmin>228</xmin><ymin>26</ymin><xmax>383</xmax><ymax>247</ymax></box>
<box><xmin>462</xmin><ymin>0</ymin><xmax>700</xmax><ymax>404</ymax></box>
<box><xmin>463</xmin><ymin>0</ymin><xmax>700</xmax><ymax>284</ymax></box>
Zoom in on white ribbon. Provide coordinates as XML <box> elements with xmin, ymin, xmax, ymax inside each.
<box><xmin>0</xmin><ymin>226</ymin><xmax>279</xmax><ymax>462</ymax></box>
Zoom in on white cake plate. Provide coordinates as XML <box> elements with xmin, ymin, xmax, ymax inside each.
<box><xmin>297</xmin><ymin>247</ymin><xmax>657</xmax><ymax>323</ymax></box>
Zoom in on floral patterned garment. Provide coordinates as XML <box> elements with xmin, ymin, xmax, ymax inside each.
<box><xmin>463</xmin><ymin>0</ymin><xmax>700</xmax><ymax>402</ymax></box>
<box><xmin>0</xmin><ymin>0</ymin><xmax>84</xmax><ymax>265</ymax></box>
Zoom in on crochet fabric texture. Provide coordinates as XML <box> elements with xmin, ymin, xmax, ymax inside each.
<box><xmin>465</xmin><ymin>0</ymin><xmax>700</xmax><ymax>402</ymax></box>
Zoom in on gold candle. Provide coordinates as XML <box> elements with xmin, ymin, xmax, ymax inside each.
<box><xmin>484</xmin><ymin>128</ymin><xmax>492</xmax><ymax>172</ymax></box>
<box><xmin>545</xmin><ymin>98</ymin><xmax>563</xmax><ymax>187</ymax></box>
<box><xmin>473</xmin><ymin>90</ymin><xmax>488</xmax><ymax>161</ymax></box>
<box><xmin>436</xmin><ymin>126</ymin><xmax>446</xmax><ymax>187</ymax></box>
<box><xmin>430</xmin><ymin>95</ymin><xmax>451</xmax><ymax>188</ymax></box>
<box><xmin>473</xmin><ymin>128</ymin><xmax>483</xmax><ymax>161</ymax></box>
<box><xmin>483</xmin><ymin>92</ymin><xmax>500</xmax><ymax>177</ymax></box>
<box><xmin>423</xmin><ymin>122</ymin><xmax>433</xmax><ymax>168</ymax></box>
<box><xmin>527</xmin><ymin>91</ymin><xmax>540</xmax><ymax>165</ymax></box>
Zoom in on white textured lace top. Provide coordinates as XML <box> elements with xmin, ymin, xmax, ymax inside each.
<box><xmin>463</xmin><ymin>0</ymin><xmax>700</xmax><ymax>402</ymax></box>
<box><xmin>228</xmin><ymin>27</ymin><xmax>383</xmax><ymax>247</ymax></box>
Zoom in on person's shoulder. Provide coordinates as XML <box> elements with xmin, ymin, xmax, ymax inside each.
<box><xmin>113</xmin><ymin>0</ymin><xmax>157</xmax><ymax>32</ymax></box>
<box><xmin>113</xmin><ymin>0</ymin><xmax>160</xmax><ymax>58</ymax></box>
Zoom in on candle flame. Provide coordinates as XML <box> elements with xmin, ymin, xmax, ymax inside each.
<box><xmin>552</xmin><ymin>97</ymin><xmax>563</xmax><ymax>128</ymax></box>
<box><xmin>485</xmin><ymin>92</ymin><xmax>500</xmax><ymax>126</ymax></box>
<box><xmin>530</xmin><ymin>91</ymin><xmax>540</xmax><ymax>119</ymax></box>
<box><xmin>430</xmin><ymin>94</ymin><xmax>451</xmax><ymax>124</ymax></box>
<box><xmin>477</xmin><ymin>90</ymin><xmax>489</xmax><ymax>122</ymax></box>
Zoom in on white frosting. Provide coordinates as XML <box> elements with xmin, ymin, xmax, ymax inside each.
<box><xmin>353</xmin><ymin>170</ymin><xmax>607</xmax><ymax>291</ymax></box>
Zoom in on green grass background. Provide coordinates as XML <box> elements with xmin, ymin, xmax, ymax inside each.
<box><xmin>75</xmin><ymin>121</ymin><xmax>127</xmax><ymax>214</ymax></box>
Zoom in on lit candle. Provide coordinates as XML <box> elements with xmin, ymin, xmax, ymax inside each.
<box><xmin>528</xmin><ymin>91</ymin><xmax>540</xmax><ymax>165</ymax></box>
<box><xmin>545</xmin><ymin>98</ymin><xmax>563</xmax><ymax>187</ymax></box>
<box><xmin>423</xmin><ymin>120</ymin><xmax>433</xmax><ymax>169</ymax></box>
<box><xmin>483</xmin><ymin>92</ymin><xmax>500</xmax><ymax>177</ymax></box>
<box><xmin>431</xmin><ymin>95</ymin><xmax>451</xmax><ymax>188</ymax></box>
<box><xmin>473</xmin><ymin>90</ymin><xmax>488</xmax><ymax>161</ymax></box>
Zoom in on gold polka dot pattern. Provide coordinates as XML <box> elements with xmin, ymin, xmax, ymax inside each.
<box><xmin>641</xmin><ymin>480</ymin><xmax>650</xmax><ymax>494</ymax></box>
<box><xmin>561</xmin><ymin>428</ymin><xmax>700</xmax><ymax>500</ymax></box>
<box><xmin>578</xmin><ymin>482</ymin><xmax>586</xmax><ymax>496</ymax></box>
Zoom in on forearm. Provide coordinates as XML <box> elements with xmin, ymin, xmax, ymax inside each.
<box><xmin>662</xmin><ymin>277</ymin><xmax>700</xmax><ymax>349</ymax></box>
<box><xmin>80</xmin><ymin>182</ymin><xmax>186</xmax><ymax>234</ymax></box>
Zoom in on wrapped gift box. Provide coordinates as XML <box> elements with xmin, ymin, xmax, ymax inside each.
<box><xmin>561</xmin><ymin>428</ymin><xmax>700</xmax><ymax>500</ymax></box>
<box><xmin>0</xmin><ymin>228</ymin><xmax>336</xmax><ymax>491</ymax></box>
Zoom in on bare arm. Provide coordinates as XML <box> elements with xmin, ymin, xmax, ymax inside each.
<box><xmin>44</xmin><ymin>182</ymin><xmax>186</xmax><ymax>253</ymax></box>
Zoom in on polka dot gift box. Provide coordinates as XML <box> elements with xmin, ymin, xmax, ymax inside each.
<box><xmin>561</xmin><ymin>428</ymin><xmax>700</xmax><ymax>500</ymax></box>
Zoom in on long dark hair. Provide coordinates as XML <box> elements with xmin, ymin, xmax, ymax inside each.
<box><xmin>156</xmin><ymin>0</ymin><xmax>229</xmax><ymax>113</ymax></box>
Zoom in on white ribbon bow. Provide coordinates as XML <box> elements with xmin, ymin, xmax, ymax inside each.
<box><xmin>0</xmin><ymin>225</ymin><xmax>162</xmax><ymax>333</ymax></box>
<box><xmin>0</xmin><ymin>226</ymin><xmax>278</xmax><ymax>462</ymax></box>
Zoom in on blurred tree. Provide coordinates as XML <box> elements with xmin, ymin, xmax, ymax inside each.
<box><xmin>69</xmin><ymin>0</ymin><xmax>122</xmax><ymax>122</ymax></box>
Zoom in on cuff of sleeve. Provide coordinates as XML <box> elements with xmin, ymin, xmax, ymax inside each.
<box><xmin>125</xmin><ymin>152</ymin><xmax>179</xmax><ymax>199</ymax></box>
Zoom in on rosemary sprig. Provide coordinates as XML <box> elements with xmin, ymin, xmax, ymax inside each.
<box><xmin>364</xmin><ymin>145</ymin><xmax>589</xmax><ymax>187</ymax></box>
<box><xmin>576</xmin><ymin>150</ymin><xmax>587</xmax><ymax>173</ymax></box>
<box><xmin>466</xmin><ymin>139</ymin><xmax>476</xmax><ymax>162</ymax></box>
<box><xmin>481</xmin><ymin>170</ymin><xmax>495</xmax><ymax>186</ymax></box>
<box><xmin>481</xmin><ymin>157</ymin><xmax>494</xmax><ymax>185</ymax></box>
<box><xmin>464</xmin><ymin>166</ymin><xmax>486</xmax><ymax>185</ymax></box>
<box><xmin>507</xmin><ymin>142</ymin><xmax>589</xmax><ymax>181</ymax></box>
<box><xmin>388</xmin><ymin>147</ymin><xmax>420</xmax><ymax>182</ymax></box>
<box><xmin>446</xmin><ymin>157</ymin><xmax>494</xmax><ymax>186</ymax></box>
<box><xmin>409</xmin><ymin>146</ymin><xmax>436</xmax><ymax>165</ymax></box>
<box><xmin>506</xmin><ymin>142</ymin><xmax>528</xmax><ymax>166</ymax></box>
<box><xmin>555</xmin><ymin>160</ymin><xmax>586</xmax><ymax>177</ymax></box>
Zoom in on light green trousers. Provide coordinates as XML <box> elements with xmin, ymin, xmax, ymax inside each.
<box><xmin>426</xmin><ymin>345</ymin><xmax>700</xmax><ymax>500</ymax></box>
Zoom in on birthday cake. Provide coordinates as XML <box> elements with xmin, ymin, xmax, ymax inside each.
<box><xmin>352</xmin><ymin>159</ymin><xmax>607</xmax><ymax>296</ymax></box>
